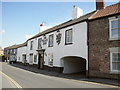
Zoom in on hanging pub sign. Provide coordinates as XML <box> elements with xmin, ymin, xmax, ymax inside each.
<box><xmin>42</xmin><ymin>35</ymin><xmax>48</xmax><ymax>45</ymax></box>
<box><xmin>56</xmin><ymin>31</ymin><xmax>62</xmax><ymax>45</ymax></box>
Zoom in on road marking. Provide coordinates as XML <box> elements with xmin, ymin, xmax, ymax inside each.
<box><xmin>0</xmin><ymin>71</ymin><xmax>23</xmax><ymax>90</ymax></box>
<box><xmin>59</xmin><ymin>77</ymin><xmax>119</xmax><ymax>88</ymax></box>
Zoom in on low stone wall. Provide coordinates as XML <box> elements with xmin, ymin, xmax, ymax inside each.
<box><xmin>44</xmin><ymin>65</ymin><xmax>63</xmax><ymax>73</ymax></box>
<box><xmin>89</xmin><ymin>71</ymin><xmax>120</xmax><ymax>80</ymax></box>
<box><xmin>15</xmin><ymin>62</ymin><xmax>63</xmax><ymax>73</ymax></box>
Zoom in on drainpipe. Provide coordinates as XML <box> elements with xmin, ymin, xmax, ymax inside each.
<box><xmin>87</xmin><ymin>19</ymin><xmax>90</xmax><ymax>78</ymax></box>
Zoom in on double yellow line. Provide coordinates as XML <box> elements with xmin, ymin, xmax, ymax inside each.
<box><xmin>0</xmin><ymin>71</ymin><xmax>23</xmax><ymax>90</ymax></box>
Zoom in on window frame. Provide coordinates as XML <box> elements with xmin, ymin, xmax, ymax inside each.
<box><xmin>109</xmin><ymin>18</ymin><xmax>120</xmax><ymax>40</ymax></box>
<box><xmin>38</xmin><ymin>38</ymin><xmax>42</xmax><ymax>49</ymax></box>
<box><xmin>110</xmin><ymin>47</ymin><xmax>120</xmax><ymax>74</ymax></box>
<box><xmin>65</xmin><ymin>29</ymin><xmax>73</xmax><ymax>45</ymax></box>
<box><xmin>30</xmin><ymin>41</ymin><xmax>33</xmax><ymax>50</ymax></box>
<box><xmin>34</xmin><ymin>55</ymin><xmax>37</xmax><ymax>63</ymax></box>
<box><xmin>48</xmin><ymin>34</ymin><xmax>54</xmax><ymax>47</ymax></box>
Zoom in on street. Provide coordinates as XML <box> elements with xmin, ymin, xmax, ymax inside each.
<box><xmin>0</xmin><ymin>62</ymin><xmax>119</xmax><ymax>88</ymax></box>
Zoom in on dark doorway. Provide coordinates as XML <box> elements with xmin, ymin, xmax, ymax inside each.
<box><xmin>37</xmin><ymin>50</ymin><xmax>45</xmax><ymax>69</ymax></box>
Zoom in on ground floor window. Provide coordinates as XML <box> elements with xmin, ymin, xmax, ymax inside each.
<box><xmin>110</xmin><ymin>47</ymin><xmax>120</xmax><ymax>73</ymax></box>
<box><xmin>48</xmin><ymin>59</ymin><xmax>53</xmax><ymax>66</ymax></box>
<box><xmin>34</xmin><ymin>55</ymin><xmax>37</xmax><ymax>63</ymax></box>
<box><xmin>22</xmin><ymin>54</ymin><xmax>26</xmax><ymax>63</ymax></box>
<box><xmin>48</xmin><ymin>53</ymin><xmax>53</xmax><ymax>66</ymax></box>
<box><xmin>29</xmin><ymin>54</ymin><xmax>33</xmax><ymax>64</ymax></box>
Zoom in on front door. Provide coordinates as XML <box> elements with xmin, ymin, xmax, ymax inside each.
<box><xmin>38</xmin><ymin>51</ymin><xmax>44</xmax><ymax>69</ymax></box>
<box><xmin>30</xmin><ymin>54</ymin><xmax>33</xmax><ymax>65</ymax></box>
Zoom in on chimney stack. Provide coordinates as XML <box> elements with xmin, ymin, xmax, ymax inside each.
<box><xmin>96</xmin><ymin>0</ymin><xmax>105</xmax><ymax>10</ymax></box>
<box><xmin>72</xmin><ymin>5</ymin><xmax>83</xmax><ymax>20</ymax></box>
<box><xmin>40</xmin><ymin>23</ymin><xmax>45</xmax><ymax>32</ymax></box>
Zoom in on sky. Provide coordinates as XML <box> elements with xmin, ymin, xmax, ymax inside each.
<box><xmin>1</xmin><ymin>1</ymin><xmax>119</xmax><ymax>48</ymax></box>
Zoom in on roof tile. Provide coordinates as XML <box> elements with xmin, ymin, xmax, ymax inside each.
<box><xmin>89</xmin><ymin>3</ymin><xmax>120</xmax><ymax>20</ymax></box>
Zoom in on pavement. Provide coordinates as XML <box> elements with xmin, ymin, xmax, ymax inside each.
<box><xmin>7</xmin><ymin>62</ymin><xmax>120</xmax><ymax>87</ymax></box>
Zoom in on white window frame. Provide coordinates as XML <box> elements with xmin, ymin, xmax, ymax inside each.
<box><xmin>109</xmin><ymin>18</ymin><xmax>120</xmax><ymax>40</ymax></box>
<box><xmin>38</xmin><ymin>38</ymin><xmax>42</xmax><ymax>49</ymax></box>
<box><xmin>48</xmin><ymin>34</ymin><xmax>54</xmax><ymax>47</ymax></box>
<box><xmin>110</xmin><ymin>47</ymin><xmax>120</xmax><ymax>74</ymax></box>
<box><xmin>48</xmin><ymin>53</ymin><xmax>53</xmax><ymax>67</ymax></box>
<box><xmin>30</xmin><ymin>41</ymin><xmax>33</xmax><ymax>50</ymax></box>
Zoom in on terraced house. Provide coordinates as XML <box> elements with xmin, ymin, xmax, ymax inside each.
<box><xmin>4</xmin><ymin>0</ymin><xmax>120</xmax><ymax>79</ymax></box>
<box><xmin>88</xmin><ymin>2</ymin><xmax>120</xmax><ymax>79</ymax></box>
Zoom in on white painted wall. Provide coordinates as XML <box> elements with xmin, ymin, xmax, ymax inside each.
<box><xmin>26</xmin><ymin>38</ymin><xmax>38</xmax><ymax>64</ymax></box>
<box><xmin>17</xmin><ymin>46</ymin><xmax>27</xmax><ymax>63</ymax></box>
<box><xmin>26</xmin><ymin>21</ymin><xmax>88</xmax><ymax>71</ymax></box>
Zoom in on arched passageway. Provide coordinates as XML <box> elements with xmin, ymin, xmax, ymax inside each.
<box><xmin>61</xmin><ymin>56</ymin><xmax>86</xmax><ymax>74</ymax></box>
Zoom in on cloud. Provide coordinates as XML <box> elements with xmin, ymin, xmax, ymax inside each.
<box><xmin>0</xmin><ymin>30</ymin><xmax>5</xmax><ymax>34</ymax></box>
<box><xmin>25</xmin><ymin>34</ymin><xmax>33</xmax><ymax>39</ymax></box>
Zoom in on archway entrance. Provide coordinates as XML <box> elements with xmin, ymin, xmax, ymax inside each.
<box><xmin>61</xmin><ymin>56</ymin><xmax>86</xmax><ymax>75</ymax></box>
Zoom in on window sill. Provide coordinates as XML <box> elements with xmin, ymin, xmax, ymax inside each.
<box><xmin>48</xmin><ymin>46</ymin><xmax>53</xmax><ymax>47</ymax></box>
<box><xmin>65</xmin><ymin>43</ymin><xmax>73</xmax><ymax>45</ymax></box>
<box><xmin>109</xmin><ymin>37</ymin><xmax>120</xmax><ymax>41</ymax></box>
<box><xmin>48</xmin><ymin>65</ymin><xmax>53</xmax><ymax>67</ymax></box>
<box><xmin>110</xmin><ymin>71</ymin><xmax>120</xmax><ymax>74</ymax></box>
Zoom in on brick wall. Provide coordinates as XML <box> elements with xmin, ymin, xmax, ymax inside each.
<box><xmin>88</xmin><ymin>16</ymin><xmax>120</xmax><ymax>79</ymax></box>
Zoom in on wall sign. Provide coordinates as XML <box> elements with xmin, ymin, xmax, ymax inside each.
<box><xmin>56</xmin><ymin>32</ymin><xmax>62</xmax><ymax>45</ymax></box>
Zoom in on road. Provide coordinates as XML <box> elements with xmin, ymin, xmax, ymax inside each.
<box><xmin>1</xmin><ymin>62</ymin><xmax>119</xmax><ymax>88</ymax></box>
<box><xmin>0</xmin><ymin>61</ymin><xmax>17</xmax><ymax>89</ymax></box>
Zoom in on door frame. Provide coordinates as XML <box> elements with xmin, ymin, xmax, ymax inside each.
<box><xmin>37</xmin><ymin>49</ymin><xmax>45</xmax><ymax>69</ymax></box>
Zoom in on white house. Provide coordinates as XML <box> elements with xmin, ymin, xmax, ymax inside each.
<box><xmin>25</xmin><ymin>6</ymin><xmax>95</xmax><ymax>74</ymax></box>
<box><xmin>17</xmin><ymin>42</ymin><xmax>27</xmax><ymax>63</ymax></box>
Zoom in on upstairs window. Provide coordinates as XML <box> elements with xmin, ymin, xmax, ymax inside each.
<box><xmin>48</xmin><ymin>34</ymin><xmax>54</xmax><ymax>47</ymax></box>
<box><xmin>13</xmin><ymin>49</ymin><xmax>16</xmax><ymax>54</ymax></box>
<box><xmin>7</xmin><ymin>50</ymin><xmax>10</xmax><ymax>54</ymax></box>
<box><xmin>38</xmin><ymin>38</ymin><xmax>42</xmax><ymax>49</ymax></box>
<box><xmin>109</xmin><ymin>18</ymin><xmax>120</xmax><ymax>40</ymax></box>
<box><xmin>65</xmin><ymin>29</ymin><xmax>73</xmax><ymax>45</ymax></box>
<box><xmin>30</xmin><ymin>41</ymin><xmax>33</xmax><ymax>50</ymax></box>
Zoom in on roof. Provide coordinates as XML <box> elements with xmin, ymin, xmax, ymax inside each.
<box><xmin>89</xmin><ymin>2</ymin><xmax>120</xmax><ymax>20</ymax></box>
<box><xmin>28</xmin><ymin>11</ymin><xmax>95</xmax><ymax>40</ymax></box>
<box><xmin>5</xmin><ymin>42</ymin><xmax>27</xmax><ymax>50</ymax></box>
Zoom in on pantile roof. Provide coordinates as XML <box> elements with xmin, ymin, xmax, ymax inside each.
<box><xmin>89</xmin><ymin>3</ymin><xmax>120</xmax><ymax>20</ymax></box>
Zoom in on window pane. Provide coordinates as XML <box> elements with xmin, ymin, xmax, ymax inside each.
<box><xmin>111</xmin><ymin>20</ymin><xmax>119</xmax><ymax>29</ymax></box>
<box><xmin>65</xmin><ymin>29</ymin><xmax>72</xmax><ymax>44</ymax></box>
<box><xmin>38</xmin><ymin>38</ymin><xmax>42</xmax><ymax>49</ymax></box>
<box><xmin>112</xmin><ymin>53</ymin><xmax>120</xmax><ymax>62</ymax></box>
<box><xmin>70</xmin><ymin>30</ymin><xmax>72</xmax><ymax>42</ymax></box>
<box><xmin>118</xmin><ymin>19</ymin><xmax>120</xmax><ymax>28</ymax></box>
<box><xmin>49</xmin><ymin>35</ymin><xmax>53</xmax><ymax>47</ymax></box>
<box><xmin>111</xmin><ymin>29</ymin><xmax>119</xmax><ymax>38</ymax></box>
<box><xmin>118</xmin><ymin>53</ymin><xmax>120</xmax><ymax>61</ymax></box>
<box><xmin>112</xmin><ymin>62</ymin><xmax>120</xmax><ymax>70</ymax></box>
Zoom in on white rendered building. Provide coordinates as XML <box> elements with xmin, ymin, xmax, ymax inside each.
<box><xmin>24</xmin><ymin>6</ymin><xmax>95</xmax><ymax>74</ymax></box>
